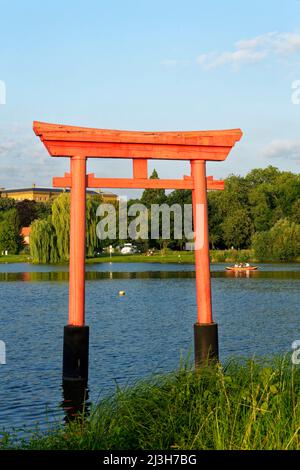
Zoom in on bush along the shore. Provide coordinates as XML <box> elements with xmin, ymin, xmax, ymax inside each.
<box><xmin>252</xmin><ymin>219</ymin><xmax>300</xmax><ymax>261</ymax></box>
<box><xmin>2</xmin><ymin>357</ymin><xmax>300</xmax><ymax>450</ymax></box>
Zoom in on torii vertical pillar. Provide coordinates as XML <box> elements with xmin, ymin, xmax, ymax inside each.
<box><xmin>192</xmin><ymin>160</ymin><xmax>218</xmax><ymax>366</ymax></box>
<box><xmin>63</xmin><ymin>156</ymin><xmax>89</xmax><ymax>382</ymax></box>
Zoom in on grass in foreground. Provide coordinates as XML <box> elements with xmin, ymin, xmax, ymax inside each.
<box><xmin>2</xmin><ymin>357</ymin><xmax>300</xmax><ymax>450</ymax></box>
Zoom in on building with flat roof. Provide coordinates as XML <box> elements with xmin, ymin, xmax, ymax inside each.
<box><xmin>0</xmin><ymin>185</ymin><xmax>117</xmax><ymax>203</ymax></box>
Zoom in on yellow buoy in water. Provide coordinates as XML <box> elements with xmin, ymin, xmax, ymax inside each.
<box><xmin>119</xmin><ymin>290</ymin><xmax>126</xmax><ymax>296</ymax></box>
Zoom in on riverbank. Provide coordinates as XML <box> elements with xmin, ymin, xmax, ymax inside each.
<box><xmin>1</xmin><ymin>250</ymin><xmax>300</xmax><ymax>264</ymax></box>
<box><xmin>0</xmin><ymin>249</ymin><xmax>269</xmax><ymax>265</ymax></box>
<box><xmin>0</xmin><ymin>254</ymin><xmax>29</xmax><ymax>264</ymax></box>
<box><xmin>2</xmin><ymin>357</ymin><xmax>299</xmax><ymax>450</ymax></box>
<box><xmin>87</xmin><ymin>249</ymin><xmax>258</xmax><ymax>264</ymax></box>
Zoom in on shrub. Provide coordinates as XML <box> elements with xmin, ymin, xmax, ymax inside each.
<box><xmin>252</xmin><ymin>218</ymin><xmax>300</xmax><ymax>261</ymax></box>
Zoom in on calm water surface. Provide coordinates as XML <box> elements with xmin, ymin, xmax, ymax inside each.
<box><xmin>0</xmin><ymin>262</ymin><xmax>299</xmax><ymax>435</ymax></box>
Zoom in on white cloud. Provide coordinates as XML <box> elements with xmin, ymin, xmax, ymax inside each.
<box><xmin>0</xmin><ymin>125</ymin><xmax>68</xmax><ymax>188</ymax></box>
<box><xmin>262</xmin><ymin>139</ymin><xmax>300</xmax><ymax>160</ymax></box>
<box><xmin>197</xmin><ymin>31</ymin><xmax>300</xmax><ymax>69</ymax></box>
<box><xmin>197</xmin><ymin>49</ymin><xmax>267</xmax><ymax>69</ymax></box>
<box><xmin>273</xmin><ymin>32</ymin><xmax>300</xmax><ymax>55</ymax></box>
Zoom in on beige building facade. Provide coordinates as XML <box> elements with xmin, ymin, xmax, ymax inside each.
<box><xmin>0</xmin><ymin>186</ymin><xmax>117</xmax><ymax>203</ymax></box>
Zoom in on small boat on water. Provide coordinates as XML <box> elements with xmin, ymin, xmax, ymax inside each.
<box><xmin>225</xmin><ymin>264</ymin><xmax>259</xmax><ymax>271</ymax></box>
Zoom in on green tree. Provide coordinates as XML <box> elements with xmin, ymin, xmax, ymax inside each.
<box><xmin>209</xmin><ymin>233</ymin><xmax>220</xmax><ymax>250</ymax></box>
<box><xmin>0</xmin><ymin>208</ymin><xmax>23</xmax><ymax>254</ymax></box>
<box><xmin>30</xmin><ymin>218</ymin><xmax>59</xmax><ymax>263</ymax></box>
<box><xmin>247</xmin><ymin>168</ymin><xmax>300</xmax><ymax>232</ymax></box>
<box><xmin>16</xmin><ymin>199</ymin><xmax>37</xmax><ymax>227</ymax></box>
<box><xmin>31</xmin><ymin>193</ymin><xmax>103</xmax><ymax>262</ymax></box>
<box><xmin>248</xmin><ymin>183</ymin><xmax>277</xmax><ymax>232</ymax></box>
<box><xmin>167</xmin><ymin>189</ymin><xmax>192</xmax><ymax>206</ymax></box>
<box><xmin>222</xmin><ymin>209</ymin><xmax>253</xmax><ymax>249</ymax></box>
<box><xmin>276</xmin><ymin>174</ymin><xmax>300</xmax><ymax>219</ymax></box>
<box><xmin>208</xmin><ymin>191</ymin><xmax>224</xmax><ymax>248</ymax></box>
<box><xmin>35</xmin><ymin>201</ymin><xmax>52</xmax><ymax>220</ymax></box>
<box><xmin>291</xmin><ymin>199</ymin><xmax>300</xmax><ymax>224</ymax></box>
<box><xmin>245</xmin><ymin>166</ymin><xmax>281</xmax><ymax>187</ymax></box>
<box><xmin>166</xmin><ymin>189</ymin><xmax>192</xmax><ymax>250</ymax></box>
<box><xmin>138</xmin><ymin>170</ymin><xmax>165</xmax><ymax>248</ymax></box>
<box><xmin>0</xmin><ymin>198</ymin><xmax>15</xmax><ymax>213</ymax></box>
<box><xmin>86</xmin><ymin>195</ymin><xmax>103</xmax><ymax>256</ymax></box>
<box><xmin>0</xmin><ymin>223</ymin><xmax>21</xmax><ymax>253</ymax></box>
<box><xmin>270</xmin><ymin>219</ymin><xmax>300</xmax><ymax>261</ymax></box>
<box><xmin>51</xmin><ymin>193</ymin><xmax>70</xmax><ymax>260</ymax></box>
<box><xmin>252</xmin><ymin>218</ymin><xmax>300</xmax><ymax>261</ymax></box>
<box><xmin>141</xmin><ymin>169</ymin><xmax>166</xmax><ymax>207</ymax></box>
<box><xmin>251</xmin><ymin>231</ymin><xmax>271</xmax><ymax>261</ymax></box>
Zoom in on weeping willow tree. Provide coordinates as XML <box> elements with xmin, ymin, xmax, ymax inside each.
<box><xmin>30</xmin><ymin>218</ymin><xmax>59</xmax><ymax>263</ymax></box>
<box><xmin>51</xmin><ymin>193</ymin><xmax>70</xmax><ymax>261</ymax></box>
<box><xmin>30</xmin><ymin>193</ymin><xmax>103</xmax><ymax>262</ymax></box>
<box><xmin>86</xmin><ymin>195</ymin><xmax>103</xmax><ymax>257</ymax></box>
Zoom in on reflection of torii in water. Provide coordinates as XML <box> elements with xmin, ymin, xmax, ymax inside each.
<box><xmin>33</xmin><ymin>121</ymin><xmax>242</xmax><ymax>381</ymax></box>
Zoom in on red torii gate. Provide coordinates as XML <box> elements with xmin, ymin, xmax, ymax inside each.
<box><xmin>33</xmin><ymin>121</ymin><xmax>242</xmax><ymax>381</ymax></box>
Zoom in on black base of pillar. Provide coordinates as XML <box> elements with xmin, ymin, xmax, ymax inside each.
<box><xmin>62</xmin><ymin>379</ymin><xmax>89</xmax><ymax>423</ymax></box>
<box><xmin>194</xmin><ymin>322</ymin><xmax>219</xmax><ymax>367</ymax></box>
<box><xmin>63</xmin><ymin>325</ymin><xmax>89</xmax><ymax>382</ymax></box>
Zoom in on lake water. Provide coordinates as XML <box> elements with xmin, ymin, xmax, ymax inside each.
<box><xmin>0</xmin><ymin>262</ymin><xmax>299</xmax><ymax>436</ymax></box>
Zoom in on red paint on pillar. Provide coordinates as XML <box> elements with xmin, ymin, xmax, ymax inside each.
<box><xmin>69</xmin><ymin>156</ymin><xmax>87</xmax><ymax>326</ymax></box>
<box><xmin>191</xmin><ymin>160</ymin><xmax>213</xmax><ymax>324</ymax></box>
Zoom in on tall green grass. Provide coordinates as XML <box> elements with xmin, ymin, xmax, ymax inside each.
<box><xmin>210</xmin><ymin>249</ymin><xmax>255</xmax><ymax>263</ymax></box>
<box><xmin>2</xmin><ymin>357</ymin><xmax>300</xmax><ymax>450</ymax></box>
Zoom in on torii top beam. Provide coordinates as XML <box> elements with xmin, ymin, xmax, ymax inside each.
<box><xmin>33</xmin><ymin>122</ymin><xmax>242</xmax><ymax>161</ymax></box>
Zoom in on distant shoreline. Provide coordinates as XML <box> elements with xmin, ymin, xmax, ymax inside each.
<box><xmin>1</xmin><ymin>250</ymin><xmax>300</xmax><ymax>265</ymax></box>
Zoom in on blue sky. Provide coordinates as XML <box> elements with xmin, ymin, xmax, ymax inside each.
<box><xmin>0</xmin><ymin>0</ymin><xmax>300</xmax><ymax>197</ymax></box>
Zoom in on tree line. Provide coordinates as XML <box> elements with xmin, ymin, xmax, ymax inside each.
<box><xmin>0</xmin><ymin>165</ymin><xmax>300</xmax><ymax>262</ymax></box>
<box><xmin>132</xmin><ymin>166</ymin><xmax>300</xmax><ymax>260</ymax></box>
